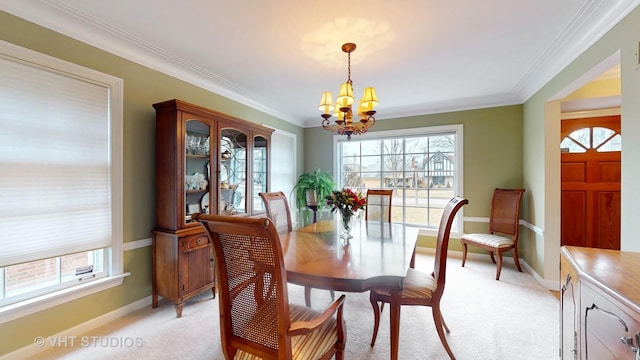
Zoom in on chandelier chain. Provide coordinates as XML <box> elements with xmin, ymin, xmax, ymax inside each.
<box><xmin>347</xmin><ymin>51</ymin><xmax>352</xmax><ymax>86</ymax></box>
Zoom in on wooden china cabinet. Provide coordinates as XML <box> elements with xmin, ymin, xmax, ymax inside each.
<box><xmin>152</xmin><ymin>99</ymin><xmax>273</xmax><ymax>317</ymax></box>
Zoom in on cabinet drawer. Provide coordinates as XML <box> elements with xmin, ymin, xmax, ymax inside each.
<box><xmin>182</xmin><ymin>234</ymin><xmax>211</xmax><ymax>253</ymax></box>
<box><xmin>581</xmin><ymin>282</ymin><xmax>640</xmax><ymax>359</ymax></box>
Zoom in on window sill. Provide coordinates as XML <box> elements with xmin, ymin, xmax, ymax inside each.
<box><xmin>0</xmin><ymin>272</ymin><xmax>130</xmax><ymax>325</ymax></box>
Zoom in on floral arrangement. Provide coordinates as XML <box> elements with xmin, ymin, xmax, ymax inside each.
<box><xmin>326</xmin><ymin>189</ymin><xmax>367</xmax><ymax>238</ymax></box>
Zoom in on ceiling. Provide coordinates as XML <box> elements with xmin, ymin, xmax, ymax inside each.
<box><xmin>1</xmin><ymin>1</ymin><xmax>637</xmax><ymax>127</ymax></box>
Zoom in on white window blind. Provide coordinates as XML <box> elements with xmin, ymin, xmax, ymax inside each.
<box><xmin>0</xmin><ymin>45</ymin><xmax>114</xmax><ymax>267</ymax></box>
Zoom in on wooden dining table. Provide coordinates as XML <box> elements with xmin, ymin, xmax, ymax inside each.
<box><xmin>280</xmin><ymin>218</ymin><xmax>419</xmax><ymax>360</ymax></box>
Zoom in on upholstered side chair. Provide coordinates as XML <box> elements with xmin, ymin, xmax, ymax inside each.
<box><xmin>460</xmin><ymin>188</ymin><xmax>525</xmax><ymax>280</ymax></box>
<box><xmin>369</xmin><ymin>196</ymin><xmax>468</xmax><ymax>360</ymax></box>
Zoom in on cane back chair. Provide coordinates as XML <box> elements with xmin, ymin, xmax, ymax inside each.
<box><xmin>193</xmin><ymin>214</ymin><xmax>347</xmax><ymax>360</ymax></box>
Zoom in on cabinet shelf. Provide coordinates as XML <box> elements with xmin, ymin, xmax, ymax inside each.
<box><xmin>186</xmin><ymin>154</ymin><xmax>209</xmax><ymax>159</ymax></box>
<box><xmin>186</xmin><ymin>189</ymin><xmax>208</xmax><ymax>194</ymax></box>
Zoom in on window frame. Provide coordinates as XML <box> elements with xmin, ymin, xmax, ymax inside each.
<box><xmin>333</xmin><ymin>124</ymin><xmax>464</xmax><ymax>238</ymax></box>
<box><xmin>0</xmin><ymin>40</ymin><xmax>126</xmax><ymax>324</ymax></box>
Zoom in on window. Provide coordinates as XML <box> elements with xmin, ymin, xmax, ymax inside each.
<box><xmin>560</xmin><ymin>126</ymin><xmax>621</xmax><ymax>153</ymax></box>
<box><xmin>335</xmin><ymin>124</ymin><xmax>463</xmax><ymax>233</ymax></box>
<box><xmin>0</xmin><ymin>40</ymin><xmax>124</xmax><ymax>322</ymax></box>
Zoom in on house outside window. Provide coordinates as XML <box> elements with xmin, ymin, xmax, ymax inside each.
<box><xmin>335</xmin><ymin>124</ymin><xmax>463</xmax><ymax>232</ymax></box>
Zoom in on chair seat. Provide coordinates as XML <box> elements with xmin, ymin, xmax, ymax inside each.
<box><xmin>461</xmin><ymin>233</ymin><xmax>514</xmax><ymax>248</ymax></box>
<box><xmin>372</xmin><ymin>268</ymin><xmax>436</xmax><ymax>300</ymax></box>
<box><xmin>236</xmin><ymin>303</ymin><xmax>338</xmax><ymax>360</ymax></box>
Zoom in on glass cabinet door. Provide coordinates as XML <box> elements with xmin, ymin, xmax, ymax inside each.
<box><xmin>184</xmin><ymin>119</ymin><xmax>211</xmax><ymax>225</ymax></box>
<box><xmin>253</xmin><ymin>135</ymin><xmax>268</xmax><ymax>214</ymax></box>
<box><xmin>219</xmin><ymin>127</ymin><xmax>247</xmax><ymax>215</ymax></box>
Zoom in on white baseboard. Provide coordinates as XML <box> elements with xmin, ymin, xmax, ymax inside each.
<box><xmin>415</xmin><ymin>247</ymin><xmax>559</xmax><ymax>291</ymax></box>
<box><xmin>2</xmin><ymin>296</ymin><xmax>153</xmax><ymax>360</ymax></box>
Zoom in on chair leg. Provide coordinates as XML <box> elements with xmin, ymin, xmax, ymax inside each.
<box><xmin>440</xmin><ymin>312</ymin><xmax>451</xmax><ymax>334</ymax></box>
<box><xmin>369</xmin><ymin>293</ymin><xmax>382</xmax><ymax>347</ymax></box>
<box><xmin>489</xmin><ymin>251</ymin><xmax>497</xmax><ymax>264</ymax></box>
<box><xmin>461</xmin><ymin>242</ymin><xmax>468</xmax><ymax>267</ymax></box>
<box><xmin>432</xmin><ymin>304</ymin><xmax>455</xmax><ymax>360</ymax></box>
<box><xmin>511</xmin><ymin>247</ymin><xmax>523</xmax><ymax>273</ymax></box>
<box><xmin>304</xmin><ymin>286</ymin><xmax>312</xmax><ymax>307</ymax></box>
<box><xmin>495</xmin><ymin>252</ymin><xmax>503</xmax><ymax>280</ymax></box>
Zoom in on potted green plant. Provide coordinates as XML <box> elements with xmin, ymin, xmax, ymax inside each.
<box><xmin>292</xmin><ymin>169</ymin><xmax>336</xmax><ymax>213</ymax></box>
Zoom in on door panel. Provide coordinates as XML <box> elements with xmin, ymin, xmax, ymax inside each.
<box><xmin>595</xmin><ymin>192</ymin><xmax>620</xmax><ymax>249</ymax></box>
<box><xmin>561</xmin><ymin>190</ymin><xmax>587</xmax><ymax>247</ymax></box>
<box><xmin>562</xmin><ymin>162</ymin><xmax>586</xmax><ymax>182</ymax></box>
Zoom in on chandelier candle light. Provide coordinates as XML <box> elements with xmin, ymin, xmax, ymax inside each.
<box><xmin>318</xmin><ymin>43</ymin><xmax>379</xmax><ymax>140</ymax></box>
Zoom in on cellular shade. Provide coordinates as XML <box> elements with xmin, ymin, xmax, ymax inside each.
<box><xmin>0</xmin><ymin>55</ymin><xmax>112</xmax><ymax>267</ymax></box>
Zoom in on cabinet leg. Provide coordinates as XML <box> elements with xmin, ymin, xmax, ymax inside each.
<box><xmin>211</xmin><ymin>286</ymin><xmax>216</xmax><ymax>299</ymax></box>
<box><xmin>175</xmin><ymin>303</ymin><xmax>184</xmax><ymax>318</ymax></box>
<box><xmin>152</xmin><ymin>294</ymin><xmax>158</xmax><ymax>309</ymax></box>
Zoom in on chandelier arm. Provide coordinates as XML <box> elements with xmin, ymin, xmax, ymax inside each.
<box><xmin>322</xmin><ymin>117</ymin><xmax>335</xmax><ymax>131</ymax></box>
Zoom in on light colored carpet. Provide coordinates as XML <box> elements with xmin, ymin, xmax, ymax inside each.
<box><xmin>22</xmin><ymin>252</ymin><xmax>559</xmax><ymax>360</ymax></box>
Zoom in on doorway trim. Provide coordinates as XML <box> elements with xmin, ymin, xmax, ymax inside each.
<box><xmin>543</xmin><ymin>50</ymin><xmax>621</xmax><ymax>283</ymax></box>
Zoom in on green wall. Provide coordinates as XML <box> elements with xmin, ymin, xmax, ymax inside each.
<box><xmin>522</xmin><ymin>6</ymin><xmax>640</xmax><ymax>281</ymax></box>
<box><xmin>304</xmin><ymin>105</ymin><xmax>524</xmax><ymax>250</ymax></box>
<box><xmin>0</xmin><ymin>11</ymin><xmax>301</xmax><ymax>355</ymax></box>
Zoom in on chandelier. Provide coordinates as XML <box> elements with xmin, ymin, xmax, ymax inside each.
<box><xmin>318</xmin><ymin>43</ymin><xmax>379</xmax><ymax>140</ymax></box>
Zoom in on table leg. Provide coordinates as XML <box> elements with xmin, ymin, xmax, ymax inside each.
<box><xmin>389</xmin><ymin>290</ymin><xmax>401</xmax><ymax>360</ymax></box>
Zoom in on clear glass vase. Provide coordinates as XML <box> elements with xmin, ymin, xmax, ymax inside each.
<box><xmin>340</xmin><ymin>211</ymin><xmax>353</xmax><ymax>242</ymax></box>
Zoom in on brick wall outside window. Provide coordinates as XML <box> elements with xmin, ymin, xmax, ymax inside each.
<box><xmin>5</xmin><ymin>253</ymin><xmax>91</xmax><ymax>294</ymax></box>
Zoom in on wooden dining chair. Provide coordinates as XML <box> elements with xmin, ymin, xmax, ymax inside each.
<box><xmin>365</xmin><ymin>189</ymin><xmax>393</xmax><ymax>222</ymax></box>
<box><xmin>259</xmin><ymin>191</ymin><xmax>293</xmax><ymax>233</ymax></box>
<box><xmin>259</xmin><ymin>191</ymin><xmax>334</xmax><ymax>307</ymax></box>
<box><xmin>193</xmin><ymin>214</ymin><xmax>347</xmax><ymax>360</ymax></box>
<box><xmin>460</xmin><ymin>188</ymin><xmax>525</xmax><ymax>280</ymax></box>
<box><xmin>369</xmin><ymin>196</ymin><xmax>468</xmax><ymax>360</ymax></box>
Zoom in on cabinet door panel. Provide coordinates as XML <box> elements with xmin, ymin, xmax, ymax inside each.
<box><xmin>252</xmin><ymin>135</ymin><xmax>268</xmax><ymax>214</ymax></box>
<box><xmin>219</xmin><ymin>127</ymin><xmax>248</xmax><ymax>215</ymax></box>
<box><xmin>582</xmin><ymin>282</ymin><xmax>640</xmax><ymax>359</ymax></box>
<box><xmin>184</xmin><ymin>118</ymin><xmax>212</xmax><ymax>225</ymax></box>
<box><xmin>185</xmin><ymin>246</ymin><xmax>214</xmax><ymax>293</ymax></box>
<box><xmin>180</xmin><ymin>234</ymin><xmax>214</xmax><ymax>294</ymax></box>
<box><xmin>561</xmin><ymin>272</ymin><xmax>578</xmax><ymax>359</ymax></box>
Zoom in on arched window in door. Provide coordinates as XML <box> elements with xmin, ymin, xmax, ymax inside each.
<box><xmin>560</xmin><ymin>126</ymin><xmax>621</xmax><ymax>153</ymax></box>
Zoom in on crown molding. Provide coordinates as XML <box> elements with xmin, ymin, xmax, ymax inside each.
<box><xmin>513</xmin><ymin>0</ymin><xmax>640</xmax><ymax>101</ymax></box>
<box><xmin>0</xmin><ymin>0</ymin><xmax>304</xmax><ymax>127</ymax></box>
<box><xmin>1</xmin><ymin>0</ymin><xmax>637</xmax><ymax>129</ymax></box>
